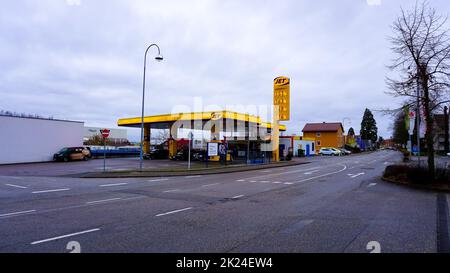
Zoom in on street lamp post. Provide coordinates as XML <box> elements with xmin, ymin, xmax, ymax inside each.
<box><xmin>139</xmin><ymin>44</ymin><xmax>163</xmax><ymax>172</ymax></box>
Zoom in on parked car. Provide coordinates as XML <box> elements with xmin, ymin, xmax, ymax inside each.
<box><xmin>319</xmin><ymin>148</ymin><xmax>338</xmax><ymax>156</ymax></box>
<box><xmin>144</xmin><ymin>148</ymin><xmax>169</xmax><ymax>160</ymax></box>
<box><xmin>340</xmin><ymin>148</ymin><xmax>352</xmax><ymax>155</ymax></box>
<box><xmin>53</xmin><ymin>147</ymin><xmax>91</xmax><ymax>162</ymax></box>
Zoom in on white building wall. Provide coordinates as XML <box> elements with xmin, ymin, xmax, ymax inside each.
<box><xmin>0</xmin><ymin>116</ymin><xmax>84</xmax><ymax>164</ymax></box>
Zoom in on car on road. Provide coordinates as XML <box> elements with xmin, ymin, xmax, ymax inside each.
<box><xmin>53</xmin><ymin>147</ymin><xmax>91</xmax><ymax>162</ymax></box>
<box><xmin>340</xmin><ymin>148</ymin><xmax>352</xmax><ymax>155</ymax></box>
<box><xmin>144</xmin><ymin>148</ymin><xmax>169</xmax><ymax>160</ymax></box>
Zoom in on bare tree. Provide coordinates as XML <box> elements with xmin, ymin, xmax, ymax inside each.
<box><xmin>387</xmin><ymin>1</ymin><xmax>450</xmax><ymax>177</ymax></box>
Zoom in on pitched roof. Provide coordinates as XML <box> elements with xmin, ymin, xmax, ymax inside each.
<box><xmin>302</xmin><ymin>122</ymin><xmax>343</xmax><ymax>132</ymax></box>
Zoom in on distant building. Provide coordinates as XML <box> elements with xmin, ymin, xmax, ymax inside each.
<box><xmin>302</xmin><ymin>122</ymin><xmax>344</xmax><ymax>153</ymax></box>
<box><xmin>280</xmin><ymin>136</ymin><xmax>316</xmax><ymax>157</ymax></box>
<box><xmin>84</xmin><ymin>126</ymin><xmax>128</xmax><ymax>144</ymax></box>
<box><xmin>0</xmin><ymin>115</ymin><xmax>83</xmax><ymax>164</ymax></box>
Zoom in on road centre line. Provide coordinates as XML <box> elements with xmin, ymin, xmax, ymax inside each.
<box><xmin>31</xmin><ymin>228</ymin><xmax>100</xmax><ymax>245</ymax></box>
<box><xmin>32</xmin><ymin>188</ymin><xmax>70</xmax><ymax>194</ymax></box>
<box><xmin>0</xmin><ymin>210</ymin><xmax>36</xmax><ymax>218</ymax></box>
<box><xmin>99</xmin><ymin>183</ymin><xmax>128</xmax><ymax>187</ymax></box>
<box><xmin>155</xmin><ymin>207</ymin><xmax>193</xmax><ymax>217</ymax></box>
<box><xmin>86</xmin><ymin>198</ymin><xmax>122</xmax><ymax>205</ymax></box>
<box><xmin>5</xmin><ymin>184</ymin><xmax>27</xmax><ymax>189</ymax></box>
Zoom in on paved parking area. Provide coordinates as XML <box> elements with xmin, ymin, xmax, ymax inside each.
<box><xmin>0</xmin><ymin>157</ymin><xmax>191</xmax><ymax>177</ymax></box>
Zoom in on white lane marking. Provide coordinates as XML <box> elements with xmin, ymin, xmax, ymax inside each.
<box><xmin>236</xmin><ymin>179</ymin><xmax>246</xmax><ymax>182</ymax></box>
<box><xmin>260</xmin><ymin>181</ymin><xmax>270</xmax><ymax>183</ymax></box>
<box><xmin>155</xmin><ymin>207</ymin><xmax>192</xmax><ymax>217</ymax></box>
<box><xmin>32</xmin><ymin>188</ymin><xmax>70</xmax><ymax>194</ymax></box>
<box><xmin>0</xmin><ymin>210</ymin><xmax>36</xmax><ymax>218</ymax></box>
<box><xmin>304</xmin><ymin>170</ymin><xmax>320</xmax><ymax>175</ymax></box>
<box><xmin>350</xmin><ymin>173</ymin><xmax>365</xmax><ymax>178</ymax></box>
<box><xmin>260</xmin><ymin>170</ymin><xmax>271</xmax><ymax>173</ymax></box>
<box><xmin>185</xmin><ymin>175</ymin><xmax>202</xmax><ymax>178</ymax></box>
<box><xmin>86</xmin><ymin>198</ymin><xmax>122</xmax><ymax>205</ymax></box>
<box><xmin>280</xmin><ymin>167</ymin><xmax>321</xmax><ymax>175</ymax></box>
<box><xmin>249</xmin><ymin>180</ymin><xmax>257</xmax><ymax>183</ymax></box>
<box><xmin>31</xmin><ymin>228</ymin><xmax>100</xmax><ymax>245</ymax></box>
<box><xmin>232</xmin><ymin>195</ymin><xmax>245</xmax><ymax>199</ymax></box>
<box><xmin>99</xmin><ymin>183</ymin><xmax>128</xmax><ymax>187</ymax></box>
<box><xmin>368</xmin><ymin>183</ymin><xmax>377</xmax><ymax>188</ymax></box>
<box><xmin>5</xmin><ymin>184</ymin><xmax>27</xmax><ymax>189</ymax></box>
<box><xmin>284</xmin><ymin>182</ymin><xmax>294</xmax><ymax>185</ymax></box>
<box><xmin>202</xmin><ymin>183</ymin><xmax>219</xmax><ymax>187</ymax></box>
<box><xmin>297</xmin><ymin>164</ymin><xmax>348</xmax><ymax>183</ymax></box>
<box><xmin>148</xmin><ymin>178</ymin><xmax>169</xmax><ymax>182</ymax></box>
<box><xmin>163</xmin><ymin>189</ymin><xmax>180</xmax><ymax>193</ymax></box>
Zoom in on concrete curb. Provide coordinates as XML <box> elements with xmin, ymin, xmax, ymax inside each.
<box><xmin>74</xmin><ymin>161</ymin><xmax>310</xmax><ymax>179</ymax></box>
<box><xmin>381</xmin><ymin>176</ymin><xmax>450</xmax><ymax>193</ymax></box>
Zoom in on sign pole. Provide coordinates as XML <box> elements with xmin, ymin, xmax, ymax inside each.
<box><xmin>100</xmin><ymin>129</ymin><xmax>110</xmax><ymax>173</ymax></box>
<box><xmin>188</xmin><ymin>132</ymin><xmax>193</xmax><ymax>170</ymax></box>
<box><xmin>103</xmin><ymin>136</ymin><xmax>106</xmax><ymax>172</ymax></box>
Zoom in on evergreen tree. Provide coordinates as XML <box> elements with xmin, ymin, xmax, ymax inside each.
<box><xmin>392</xmin><ymin>111</ymin><xmax>409</xmax><ymax>146</ymax></box>
<box><xmin>347</xmin><ymin>127</ymin><xmax>355</xmax><ymax>137</ymax></box>
<box><xmin>360</xmin><ymin>108</ymin><xmax>378</xmax><ymax>143</ymax></box>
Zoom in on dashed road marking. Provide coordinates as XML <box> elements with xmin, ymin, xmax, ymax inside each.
<box><xmin>31</xmin><ymin>228</ymin><xmax>100</xmax><ymax>245</ymax></box>
<box><xmin>148</xmin><ymin>178</ymin><xmax>169</xmax><ymax>182</ymax></box>
<box><xmin>155</xmin><ymin>207</ymin><xmax>192</xmax><ymax>217</ymax></box>
<box><xmin>32</xmin><ymin>188</ymin><xmax>70</xmax><ymax>194</ymax></box>
<box><xmin>5</xmin><ymin>184</ymin><xmax>27</xmax><ymax>189</ymax></box>
<box><xmin>163</xmin><ymin>189</ymin><xmax>180</xmax><ymax>193</ymax></box>
<box><xmin>202</xmin><ymin>183</ymin><xmax>219</xmax><ymax>187</ymax></box>
<box><xmin>284</xmin><ymin>182</ymin><xmax>294</xmax><ymax>185</ymax></box>
<box><xmin>232</xmin><ymin>195</ymin><xmax>245</xmax><ymax>199</ymax></box>
<box><xmin>348</xmin><ymin>173</ymin><xmax>365</xmax><ymax>178</ymax></box>
<box><xmin>0</xmin><ymin>210</ymin><xmax>36</xmax><ymax>218</ymax></box>
<box><xmin>368</xmin><ymin>183</ymin><xmax>377</xmax><ymax>188</ymax></box>
<box><xmin>86</xmin><ymin>198</ymin><xmax>122</xmax><ymax>205</ymax></box>
<box><xmin>99</xmin><ymin>183</ymin><xmax>128</xmax><ymax>187</ymax></box>
<box><xmin>185</xmin><ymin>175</ymin><xmax>202</xmax><ymax>178</ymax></box>
<box><xmin>236</xmin><ymin>179</ymin><xmax>246</xmax><ymax>182</ymax></box>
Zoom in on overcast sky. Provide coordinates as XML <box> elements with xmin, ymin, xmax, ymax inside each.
<box><xmin>1</xmin><ymin>0</ymin><xmax>449</xmax><ymax>141</ymax></box>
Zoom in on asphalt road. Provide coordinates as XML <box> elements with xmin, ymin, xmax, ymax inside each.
<box><xmin>0</xmin><ymin>150</ymin><xmax>448</xmax><ymax>253</ymax></box>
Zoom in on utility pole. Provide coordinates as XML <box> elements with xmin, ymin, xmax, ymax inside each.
<box><xmin>416</xmin><ymin>65</ymin><xmax>421</xmax><ymax>167</ymax></box>
<box><xmin>445</xmin><ymin>106</ymin><xmax>449</xmax><ymax>154</ymax></box>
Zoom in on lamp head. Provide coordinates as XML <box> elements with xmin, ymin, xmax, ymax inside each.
<box><xmin>155</xmin><ymin>55</ymin><xmax>164</xmax><ymax>62</ymax></box>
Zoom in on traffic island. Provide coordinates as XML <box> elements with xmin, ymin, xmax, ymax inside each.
<box><xmin>382</xmin><ymin>165</ymin><xmax>450</xmax><ymax>193</ymax></box>
<box><xmin>73</xmin><ymin>160</ymin><xmax>309</xmax><ymax>178</ymax></box>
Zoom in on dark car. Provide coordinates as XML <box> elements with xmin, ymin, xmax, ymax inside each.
<box><xmin>144</xmin><ymin>148</ymin><xmax>169</xmax><ymax>160</ymax></box>
<box><xmin>53</xmin><ymin>147</ymin><xmax>91</xmax><ymax>162</ymax></box>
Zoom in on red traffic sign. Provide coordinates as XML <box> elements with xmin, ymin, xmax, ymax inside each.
<box><xmin>100</xmin><ymin>129</ymin><xmax>110</xmax><ymax>138</ymax></box>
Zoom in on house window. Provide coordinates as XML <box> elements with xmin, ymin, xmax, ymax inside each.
<box><xmin>316</xmin><ymin>132</ymin><xmax>321</xmax><ymax>137</ymax></box>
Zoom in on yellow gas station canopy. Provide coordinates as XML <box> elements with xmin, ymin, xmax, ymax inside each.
<box><xmin>118</xmin><ymin>111</ymin><xmax>286</xmax><ymax>131</ymax></box>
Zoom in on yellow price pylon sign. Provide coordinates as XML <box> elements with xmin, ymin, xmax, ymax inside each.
<box><xmin>274</xmin><ymin>76</ymin><xmax>290</xmax><ymax>121</ymax></box>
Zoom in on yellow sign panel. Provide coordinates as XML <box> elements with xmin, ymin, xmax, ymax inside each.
<box><xmin>274</xmin><ymin>76</ymin><xmax>290</xmax><ymax>121</ymax></box>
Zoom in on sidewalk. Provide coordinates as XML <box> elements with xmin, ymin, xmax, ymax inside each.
<box><xmin>74</xmin><ymin>160</ymin><xmax>310</xmax><ymax>178</ymax></box>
